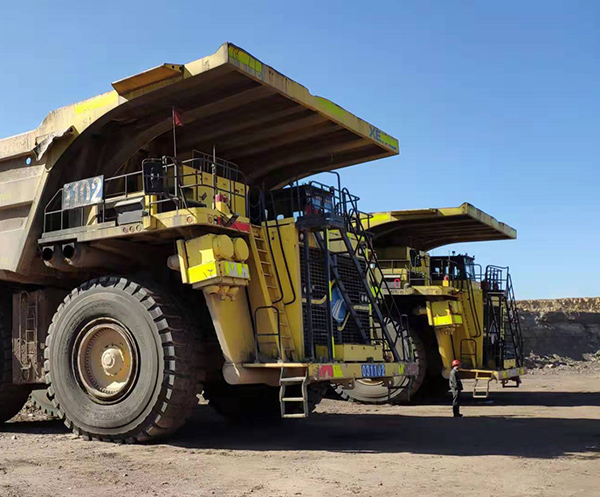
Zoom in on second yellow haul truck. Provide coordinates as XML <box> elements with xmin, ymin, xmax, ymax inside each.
<box><xmin>0</xmin><ymin>43</ymin><xmax>416</xmax><ymax>442</ymax></box>
<box><xmin>336</xmin><ymin>204</ymin><xmax>526</xmax><ymax>403</ymax></box>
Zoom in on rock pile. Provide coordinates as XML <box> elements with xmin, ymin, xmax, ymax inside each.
<box><xmin>524</xmin><ymin>351</ymin><xmax>600</xmax><ymax>372</ymax></box>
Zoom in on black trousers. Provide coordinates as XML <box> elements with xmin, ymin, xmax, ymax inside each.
<box><xmin>451</xmin><ymin>389</ymin><xmax>461</xmax><ymax>416</ymax></box>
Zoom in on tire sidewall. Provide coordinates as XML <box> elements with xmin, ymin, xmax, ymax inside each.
<box><xmin>49</xmin><ymin>284</ymin><xmax>162</xmax><ymax>435</ymax></box>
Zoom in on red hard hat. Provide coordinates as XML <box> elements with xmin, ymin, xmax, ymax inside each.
<box><xmin>452</xmin><ymin>360</ymin><xmax>460</xmax><ymax>367</ymax></box>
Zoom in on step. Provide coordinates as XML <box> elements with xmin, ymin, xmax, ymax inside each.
<box><xmin>282</xmin><ymin>413</ymin><xmax>307</xmax><ymax>419</ymax></box>
<box><xmin>280</xmin><ymin>376</ymin><xmax>306</xmax><ymax>383</ymax></box>
<box><xmin>281</xmin><ymin>397</ymin><xmax>305</xmax><ymax>402</ymax></box>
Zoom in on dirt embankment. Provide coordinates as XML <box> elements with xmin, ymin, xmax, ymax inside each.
<box><xmin>518</xmin><ymin>297</ymin><xmax>600</xmax><ymax>364</ymax></box>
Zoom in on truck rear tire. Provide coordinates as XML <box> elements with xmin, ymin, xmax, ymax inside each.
<box><xmin>334</xmin><ymin>327</ymin><xmax>427</xmax><ymax>404</ymax></box>
<box><xmin>44</xmin><ymin>277</ymin><xmax>200</xmax><ymax>443</ymax></box>
<box><xmin>0</xmin><ymin>303</ymin><xmax>31</xmax><ymax>423</ymax></box>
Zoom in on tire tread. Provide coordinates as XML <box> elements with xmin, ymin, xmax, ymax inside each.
<box><xmin>44</xmin><ymin>276</ymin><xmax>201</xmax><ymax>443</ymax></box>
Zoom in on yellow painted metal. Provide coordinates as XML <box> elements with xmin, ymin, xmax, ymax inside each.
<box><xmin>0</xmin><ymin>42</ymin><xmax>420</xmax><ymax>394</ymax></box>
<box><xmin>369</xmin><ymin>203</ymin><xmax>516</xmax><ymax>252</ymax></box>
<box><xmin>173</xmin><ymin>165</ymin><xmax>248</xmax><ymax>217</ymax></box>
<box><xmin>176</xmin><ymin>239</ymin><xmax>189</xmax><ymax>285</ymax></box>
<box><xmin>244</xmin><ymin>361</ymin><xmax>415</xmax><ymax>382</ymax></box>
<box><xmin>496</xmin><ymin>367</ymin><xmax>526</xmax><ymax>380</ymax></box>
<box><xmin>425</xmin><ymin>281</ymin><xmax>485</xmax><ymax>375</ymax></box>
<box><xmin>226</xmin><ymin>44</ymin><xmax>399</xmax><ymax>154</ymax></box>
<box><xmin>384</xmin><ymin>286</ymin><xmax>458</xmax><ymax>297</ymax></box>
<box><xmin>429</xmin><ymin>300</ymin><xmax>463</xmax><ymax>326</ymax></box>
<box><xmin>456</xmin><ymin>281</ymin><xmax>485</xmax><ymax>369</ymax></box>
<box><xmin>307</xmin><ymin>362</ymin><xmax>411</xmax><ymax>382</ymax></box>
<box><xmin>373</xmin><ymin>203</ymin><xmax>519</xmax><ymax>383</ymax></box>
<box><xmin>1</xmin><ymin>42</ymin><xmax>396</xmax><ymax>282</ymax></box>
<box><xmin>332</xmin><ymin>344</ymin><xmax>384</xmax><ymax>362</ymax></box>
<box><xmin>188</xmin><ymin>260</ymin><xmax>250</xmax><ymax>287</ymax></box>
<box><xmin>38</xmin><ymin>205</ymin><xmax>251</xmax><ymax>247</ymax></box>
<box><xmin>176</xmin><ymin>234</ymin><xmax>250</xmax><ymax>299</ymax></box>
<box><xmin>244</xmin><ymin>223</ymin><xmax>288</xmax><ymax>359</ymax></box>
<box><xmin>205</xmin><ymin>291</ymin><xmax>256</xmax><ymax>366</ymax></box>
<box><xmin>112</xmin><ymin>64</ymin><xmax>183</xmax><ymax>95</ymax></box>
<box><xmin>259</xmin><ymin>220</ymin><xmax>304</xmax><ymax>359</ymax></box>
<box><xmin>459</xmin><ymin>367</ymin><xmax>527</xmax><ymax>381</ymax></box>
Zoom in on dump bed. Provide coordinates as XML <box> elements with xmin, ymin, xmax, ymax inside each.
<box><xmin>0</xmin><ymin>43</ymin><xmax>398</xmax><ymax>282</ymax></box>
<box><xmin>369</xmin><ymin>203</ymin><xmax>516</xmax><ymax>251</ymax></box>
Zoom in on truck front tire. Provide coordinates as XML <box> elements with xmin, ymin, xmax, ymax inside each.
<box><xmin>44</xmin><ymin>277</ymin><xmax>200</xmax><ymax>442</ymax></box>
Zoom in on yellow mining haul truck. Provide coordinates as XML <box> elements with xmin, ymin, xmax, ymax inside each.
<box><xmin>0</xmin><ymin>43</ymin><xmax>416</xmax><ymax>442</ymax></box>
<box><xmin>336</xmin><ymin>203</ymin><xmax>526</xmax><ymax>403</ymax></box>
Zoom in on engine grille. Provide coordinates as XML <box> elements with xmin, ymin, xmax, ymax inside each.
<box><xmin>300</xmin><ymin>246</ymin><xmax>371</xmax><ymax>351</ymax></box>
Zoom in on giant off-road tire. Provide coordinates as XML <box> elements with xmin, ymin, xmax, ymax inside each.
<box><xmin>0</xmin><ymin>303</ymin><xmax>31</xmax><ymax>422</ymax></box>
<box><xmin>31</xmin><ymin>389</ymin><xmax>60</xmax><ymax>418</ymax></box>
<box><xmin>44</xmin><ymin>277</ymin><xmax>200</xmax><ymax>443</ymax></box>
<box><xmin>334</xmin><ymin>327</ymin><xmax>427</xmax><ymax>404</ymax></box>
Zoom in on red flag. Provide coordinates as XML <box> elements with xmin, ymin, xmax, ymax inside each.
<box><xmin>173</xmin><ymin>107</ymin><xmax>183</xmax><ymax>127</ymax></box>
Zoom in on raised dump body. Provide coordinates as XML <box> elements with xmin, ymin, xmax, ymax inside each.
<box><xmin>335</xmin><ymin>203</ymin><xmax>526</xmax><ymax>403</ymax></box>
<box><xmin>0</xmin><ymin>43</ymin><xmax>415</xmax><ymax>441</ymax></box>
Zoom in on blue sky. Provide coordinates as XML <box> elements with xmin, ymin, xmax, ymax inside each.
<box><xmin>1</xmin><ymin>1</ymin><xmax>598</xmax><ymax>299</ymax></box>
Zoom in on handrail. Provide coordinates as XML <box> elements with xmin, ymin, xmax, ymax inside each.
<box><xmin>42</xmin><ymin>153</ymin><xmax>249</xmax><ymax>234</ymax></box>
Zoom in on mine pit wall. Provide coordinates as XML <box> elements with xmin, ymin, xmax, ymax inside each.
<box><xmin>518</xmin><ymin>298</ymin><xmax>600</xmax><ymax>360</ymax></box>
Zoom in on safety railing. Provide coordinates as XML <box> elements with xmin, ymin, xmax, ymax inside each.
<box><xmin>42</xmin><ymin>153</ymin><xmax>248</xmax><ymax>234</ymax></box>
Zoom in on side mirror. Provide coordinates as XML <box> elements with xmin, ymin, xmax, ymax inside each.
<box><xmin>142</xmin><ymin>160</ymin><xmax>166</xmax><ymax>195</ymax></box>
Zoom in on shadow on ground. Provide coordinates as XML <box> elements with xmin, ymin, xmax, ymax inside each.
<box><xmin>1</xmin><ymin>419</ymin><xmax>65</xmax><ymax>436</ymax></box>
<box><xmin>163</xmin><ymin>402</ymin><xmax>600</xmax><ymax>459</ymax></box>
<box><xmin>2</xmin><ymin>390</ymin><xmax>599</xmax><ymax>460</ymax></box>
<box><xmin>417</xmin><ymin>390</ymin><xmax>600</xmax><ymax>407</ymax></box>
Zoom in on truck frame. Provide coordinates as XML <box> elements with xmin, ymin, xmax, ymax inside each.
<box><xmin>0</xmin><ymin>43</ymin><xmax>416</xmax><ymax>441</ymax></box>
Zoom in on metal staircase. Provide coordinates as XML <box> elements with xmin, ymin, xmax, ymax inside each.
<box><xmin>473</xmin><ymin>370</ymin><xmax>494</xmax><ymax>399</ymax></box>
<box><xmin>483</xmin><ymin>266</ymin><xmax>524</xmax><ymax>369</ymax></box>
<box><xmin>295</xmin><ymin>182</ymin><xmax>411</xmax><ymax>362</ymax></box>
<box><xmin>279</xmin><ymin>367</ymin><xmax>309</xmax><ymax>418</ymax></box>
<box><xmin>248</xmin><ymin>180</ymin><xmax>414</xmax><ymax>418</ymax></box>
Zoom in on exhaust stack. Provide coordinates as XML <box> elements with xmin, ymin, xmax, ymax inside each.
<box><xmin>41</xmin><ymin>245</ymin><xmax>78</xmax><ymax>272</ymax></box>
<box><xmin>63</xmin><ymin>243</ymin><xmax>129</xmax><ymax>270</ymax></box>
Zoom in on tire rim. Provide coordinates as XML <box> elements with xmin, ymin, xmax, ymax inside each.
<box><xmin>74</xmin><ymin>318</ymin><xmax>138</xmax><ymax>403</ymax></box>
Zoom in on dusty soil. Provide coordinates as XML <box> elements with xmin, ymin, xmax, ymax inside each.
<box><xmin>1</xmin><ymin>372</ymin><xmax>599</xmax><ymax>497</ymax></box>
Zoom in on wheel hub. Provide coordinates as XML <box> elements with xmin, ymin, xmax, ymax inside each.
<box><xmin>101</xmin><ymin>346</ymin><xmax>125</xmax><ymax>376</ymax></box>
<box><xmin>75</xmin><ymin>319</ymin><xmax>138</xmax><ymax>402</ymax></box>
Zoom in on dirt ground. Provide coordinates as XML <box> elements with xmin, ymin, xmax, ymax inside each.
<box><xmin>1</xmin><ymin>371</ymin><xmax>599</xmax><ymax>497</ymax></box>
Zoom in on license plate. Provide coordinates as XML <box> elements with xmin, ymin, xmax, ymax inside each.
<box><xmin>361</xmin><ymin>363</ymin><xmax>386</xmax><ymax>378</ymax></box>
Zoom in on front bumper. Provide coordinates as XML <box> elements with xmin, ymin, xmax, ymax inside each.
<box><xmin>308</xmin><ymin>361</ymin><xmax>419</xmax><ymax>382</ymax></box>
